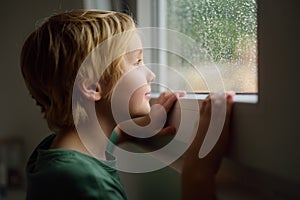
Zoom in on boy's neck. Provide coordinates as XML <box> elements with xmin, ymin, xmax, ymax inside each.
<box><xmin>96</xmin><ymin>98</ymin><xmax>117</xmax><ymax>137</ymax></box>
<box><xmin>49</xmin><ymin>99</ymin><xmax>116</xmax><ymax>160</ymax></box>
<box><xmin>50</xmin><ymin>129</ymin><xmax>96</xmax><ymax>157</ymax></box>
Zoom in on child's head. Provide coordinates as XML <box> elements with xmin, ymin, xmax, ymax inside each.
<box><xmin>21</xmin><ymin>10</ymin><xmax>136</xmax><ymax>132</ymax></box>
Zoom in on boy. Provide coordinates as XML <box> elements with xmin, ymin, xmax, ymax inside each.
<box><xmin>21</xmin><ymin>10</ymin><xmax>234</xmax><ymax>199</ymax></box>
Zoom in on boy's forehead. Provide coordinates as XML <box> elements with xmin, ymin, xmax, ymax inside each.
<box><xmin>126</xmin><ymin>33</ymin><xmax>143</xmax><ymax>53</ymax></box>
<box><xmin>125</xmin><ymin>49</ymin><xmax>143</xmax><ymax>59</ymax></box>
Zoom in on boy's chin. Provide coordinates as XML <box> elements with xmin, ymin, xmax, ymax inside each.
<box><xmin>130</xmin><ymin>108</ymin><xmax>151</xmax><ymax>118</ymax></box>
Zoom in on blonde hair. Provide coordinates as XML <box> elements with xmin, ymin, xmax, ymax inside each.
<box><xmin>21</xmin><ymin>10</ymin><xmax>136</xmax><ymax>132</ymax></box>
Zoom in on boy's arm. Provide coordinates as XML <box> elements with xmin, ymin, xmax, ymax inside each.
<box><xmin>181</xmin><ymin>93</ymin><xmax>234</xmax><ymax>200</ymax></box>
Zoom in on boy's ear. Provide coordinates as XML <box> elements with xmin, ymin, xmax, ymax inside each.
<box><xmin>79</xmin><ymin>81</ymin><xmax>102</xmax><ymax>101</ymax></box>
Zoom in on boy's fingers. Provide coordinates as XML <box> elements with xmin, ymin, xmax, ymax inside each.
<box><xmin>161</xmin><ymin>93</ymin><xmax>178</xmax><ymax>111</ymax></box>
<box><xmin>200</xmin><ymin>95</ymin><xmax>211</xmax><ymax>114</ymax></box>
<box><xmin>153</xmin><ymin>92</ymin><xmax>177</xmax><ymax>112</ymax></box>
<box><xmin>174</xmin><ymin>90</ymin><xmax>186</xmax><ymax>97</ymax></box>
<box><xmin>160</xmin><ymin>90</ymin><xmax>186</xmax><ymax>112</ymax></box>
<box><xmin>153</xmin><ymin>91</ymin><xmax>171</xmax><ymax>104</ymax></box>
<box><xmin>189</xmin><ymin>93</ymin><xmax>234</xmax><ymax>154</ymax></box>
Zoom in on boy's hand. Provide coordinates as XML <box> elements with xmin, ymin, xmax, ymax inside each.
<box><xmin>181</xmin><ymin>93</ymin><xmax>234</xmax><ymax>200</ymax></box>
<box><xmin>151</xmin><ymin>90</ymin><xmax>186</xmax><ymax>136</ymax></box>
<box><xmin>152</xmin><ymin>90</ymin><xmax>186</xmax><ymax>113</ymax></box>
<box><xmin>115</xmin><ymin>90</ymin><xmax>186</xmax><ymax>143</ymax></box>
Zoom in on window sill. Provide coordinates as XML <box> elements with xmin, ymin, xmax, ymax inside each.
<box><xmin>152</xmin><ymin>92</ymin><xmax>258</xmax><ymax>104</ymax></box>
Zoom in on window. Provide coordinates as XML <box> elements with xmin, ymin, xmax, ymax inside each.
<box><xmin>137</xmin><ymin>0</ymin><xmax>257</xmax><ymax>94</ymax></box>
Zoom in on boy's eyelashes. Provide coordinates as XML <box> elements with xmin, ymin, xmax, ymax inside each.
<box><xmin>134</xmin><ymin>58</ymin><xmax>143</xmax><ymax>66</ymax></box>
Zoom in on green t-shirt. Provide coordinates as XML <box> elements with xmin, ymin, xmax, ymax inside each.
<box><xmin>26</xmin><ymin>134</ymin><xmax>127</xmax><ymax>200</ymax></box>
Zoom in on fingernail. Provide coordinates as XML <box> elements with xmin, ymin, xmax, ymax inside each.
<box><xmin>227</xmin><ymin>91</ymin><xmax>235</xmax><ymax>99</ymax></box>
<box><xmin>175</xmin><ymin>90</ymin><xmax>186</xmax><ymax>97</ymax></box>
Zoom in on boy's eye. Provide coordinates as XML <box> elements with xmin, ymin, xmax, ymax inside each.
<box><xmin>134</xmin><ymin>59</ymin><xmax>143</xmax><ymax>66</ymax></box>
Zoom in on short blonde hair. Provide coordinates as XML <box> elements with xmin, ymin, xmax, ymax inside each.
<box><xmin>21</xmin><ymin>10</ymin><xmax>136</xmax><ymax>132</ymax></box>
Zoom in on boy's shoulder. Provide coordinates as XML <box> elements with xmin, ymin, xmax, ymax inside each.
<box><xmin>27</xmin><ymin>134</ymin><xmax>117</xmax><ymax>182</ymax></box>
<box><xmin>26</xmin><ymin>134</ymin><xmax>127</xmax><ymax>200</ymax></box>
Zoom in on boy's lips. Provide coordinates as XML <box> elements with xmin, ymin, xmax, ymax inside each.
<box><xmin>145</xmin><ymin>91</ymin><xmax>151</xmax><ymax>99</ymax></box>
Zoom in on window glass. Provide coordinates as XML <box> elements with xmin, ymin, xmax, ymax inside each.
<box><xmin>163</xmin><ymin>0</ymin><xmax>257</xmax><ymax>93</ymax></box>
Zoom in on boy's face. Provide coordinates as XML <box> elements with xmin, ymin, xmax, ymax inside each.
<box><xmin>123</xmin><ymin>49</ymin><xmax>155</xmax><ymax>117</ymax></box>
<box><xmin>110</xmin><ymin>33</ymin><xmax>155</xmax><ymax>121</ymax></box>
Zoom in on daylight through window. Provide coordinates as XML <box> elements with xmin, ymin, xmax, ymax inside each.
<box><xmin>155</xmin><ymin>0</ymin><xmax>257</xmax><ymax>93</ymax></box>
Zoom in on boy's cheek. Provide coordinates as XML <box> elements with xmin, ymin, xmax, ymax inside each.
<box><xmin>129</xmin><ymin>89</ymin><xmax>151</xmax><ymax>115</ymax></box>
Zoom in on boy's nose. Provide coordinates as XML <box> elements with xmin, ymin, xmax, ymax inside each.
<box><xmin>145</xmin><ymin>66</ymin><xmax>156</xmax><ymax>83</ymax></box>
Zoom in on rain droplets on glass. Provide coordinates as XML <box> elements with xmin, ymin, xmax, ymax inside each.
<box><xmin>166</xmin><ymin>0</ymin><xmax>257</xmax><ymax>92</ymax></box>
